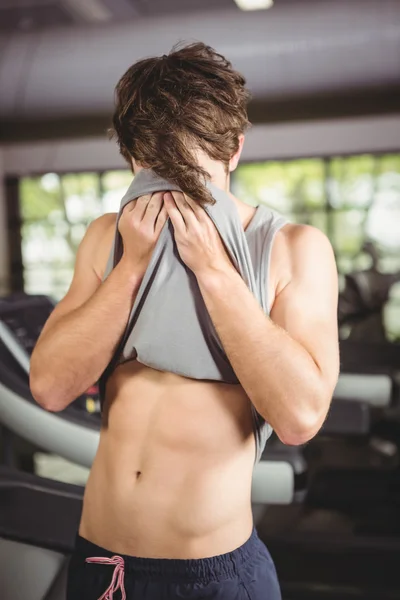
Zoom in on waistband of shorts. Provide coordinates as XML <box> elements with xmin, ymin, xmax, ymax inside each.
<box><xmin>74</xmin><ymin>527</ymin><xmax>260</xmax><ymax>582</ymax></box>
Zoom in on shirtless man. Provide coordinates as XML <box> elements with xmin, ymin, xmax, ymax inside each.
<box><xmin>30</xmin><ymin>43</ymin><xmax>339</xmax><ymax>600</ymax></box>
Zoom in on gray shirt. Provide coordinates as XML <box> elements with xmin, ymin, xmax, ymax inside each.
<box><xmin>101</xmin><ymin>169</ymin><xmax>288</xmax><ymax>464</ymax></box>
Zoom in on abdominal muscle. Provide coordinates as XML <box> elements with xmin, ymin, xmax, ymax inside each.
<box><xmin>79</xmin><ymin>359</ymin><xmax>257</xmax><ymax>559</ymax></box>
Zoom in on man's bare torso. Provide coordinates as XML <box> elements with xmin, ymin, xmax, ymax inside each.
<box><xmin>79</xmin><ymin>202</ymin><xmax>289</xmax><ymax>559</ymax></box>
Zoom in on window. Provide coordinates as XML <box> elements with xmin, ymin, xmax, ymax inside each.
<box><xmin>20</xmin><ymin>171</ymin><xmax>132</xmax><ymax>300</ymax></box>
<box><xmin>17</xmin><ymin>154</ymin><xmax>400</xmax><ymax>343</ymax></box>
<box><xmin>233</xmin><ymin>155</ymin><xmax>400</xmax><ymax>342</ymax></box>
<box><xmin>232</xmin><ymin>158</ymin><xmax>328</xmax><ymax>230</ymax></box>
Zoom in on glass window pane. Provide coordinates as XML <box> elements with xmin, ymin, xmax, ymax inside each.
<box><xmin>22</xmin><ymin>222</ymin><xmax>75</xmax><ymax>267</ymax></box>
<box><xmin>101</xmin><ymin>170</ymin><xmax>132</xmax><ymax>212</ymax></box>
<box><xmin>24</xmin><ymin>266</ymin><xmax>74</xmax><ymax>301</ymax></box>
<box><xmin>384</xmin><ymin>282</ymin><xmax>400</xmax><ymax>343</ymax></box>
<box><xmin>365</xmin><ymin>155</ymin><xmax>400</xmax><ymax>253</ymax></box>
<box><xmin>331</xmin><ymin>210</ymin><xmax>367</xmax><ymax>257</ymax></box>
<box><xmin>20</xmin><ymin>173</ymin><xmax>102</xmax><ymax>300</ymax></box>
<box><xmin>379</xmin><ymin>154</ymin><xmax>400</xmax><ymax>174</ymax></box>
<box><xmin>62</xmin><ymin>173</ymin><xmax>102</xmax><ymax>223</ymax></box>
<box><xmin>20</xmin><ymin>174</ymin><xmax>63</xmax><ymax>221</ymax></box>
<box><xmin>233</xmin><ymin>159</ymin><xmax>325</xmax><ymax>215</ymax></box>
<box><xmin>329</xmin><ymin>155</ymin><xmax>377</xmax><ymax>209</ymax></box>
<box><xmin>366</xmin><ymin>204</ymin><xmax>400</xmax><ymax>253</ymax></box>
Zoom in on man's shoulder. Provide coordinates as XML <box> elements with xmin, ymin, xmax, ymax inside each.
<box><xmin>271</xmin><ymin>224</ymin><xmax>334</xmax><ymax>295</ymax></box>
<box><xmin>86</xmin><ymin>212</ymin><xmax>118</xmax><ymax>247</ymax></box>
<box><xmin>89</xmin><ymin>212</ymin><xmax>118</xmax><ymax>234</ymax></box>
<box><xmin>274</xmin><ymin>222</ymin><xmax>330</xmax><ymax>253</ymax></box>
<box><xmin>86</xmin><ymin>213</ymin><xmax>118</xmax><ymax>280</ymax></box>
<box><xmin>282</xmin><ymin>223</ymin><xmax>333</xmax><ymax>264</ymax></box>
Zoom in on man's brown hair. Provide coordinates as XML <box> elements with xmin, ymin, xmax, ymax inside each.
<box><xmin>112</xmin><ymin>42</ymin><xmax>251</xmax><ymax>205</ymax></box>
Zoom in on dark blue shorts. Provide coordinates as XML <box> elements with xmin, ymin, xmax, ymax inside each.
<box><xmin>67</xmin><ymin>527</ymin><xmax>281</xmax><ymax>599</ymax></box>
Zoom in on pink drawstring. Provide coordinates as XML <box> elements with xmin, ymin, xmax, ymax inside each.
<box><xmin>86</xmin><ymin>555</ymin><xmax>126</xmax><ymax>600</ymax></box>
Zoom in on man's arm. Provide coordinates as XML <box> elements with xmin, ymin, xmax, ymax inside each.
<box><xmin>197</xmin><ymin>225</ymin><xmax>339</xmax><ymax>445</ymax></box>
<box><xmin>30</xmin><ymin>193</ymin><xmax>168</xmax><ymax>412</ymax></box>
<box><xmin>30</xmin><ymin>214</ymin><xmax>141</xmax><ymax>411</ymax></box>
<box><xmin>163</xmin><ymin>191</ymin><xmax>339</xmax><ymax>446</ymax></box>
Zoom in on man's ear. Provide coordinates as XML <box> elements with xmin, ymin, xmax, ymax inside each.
<box><xmin>229</xmin><ymin>135</ymin><xmax>245</xmax><ymax>173</ymax></box>
<box><xmin>131</xmin><ymin>157</ymin><xmax>149</xmax><ymax>174</ymax></box>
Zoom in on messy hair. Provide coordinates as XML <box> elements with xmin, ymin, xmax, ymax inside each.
<box><xmin>111</xmin><ymin>42</ymin><xmax>251</xmax><ymax>205</ymax></box>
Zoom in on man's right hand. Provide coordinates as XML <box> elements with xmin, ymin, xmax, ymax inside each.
<box><xmin>118</xmin><ymin>192</ymin><xmax>168</xmax><ymax>278</ymax></box>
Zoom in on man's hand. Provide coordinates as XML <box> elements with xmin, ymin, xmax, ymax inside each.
<box><xmin>163</xmin><ymin>191</ymin><xmax>233</xmax><ymax>277</ymax></box>
<box><xmin>118</xmin><ymin>192</ymin><xmax>168</xmax><ymax>278</ymax></box>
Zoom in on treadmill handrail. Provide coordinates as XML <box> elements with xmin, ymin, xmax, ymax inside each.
<box><xmin>0</xmin><ymin>321</ymin><xmax>30</xmax><ymax>374</ymax></box>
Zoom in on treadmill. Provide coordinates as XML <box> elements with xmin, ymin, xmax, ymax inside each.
<box><xmin>0</xmin><ymin>293</ymin><xmax>306</xmax><ymax>600</ymax></box>
<box><xmin>0</xmin><ymin>294</ymin><xmax>100</xmax><ymax>468</ymax></box>
<box><xmin>260</xmin><ymin>342</ymin><xmax>400</xmax><ymax>600</ymax></box>
<box><xmin>0</xmin><ymin>295</ymin><xmax>100</xmax><ymax>600</ymax></box>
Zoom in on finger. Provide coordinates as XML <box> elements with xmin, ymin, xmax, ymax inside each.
<box><xmin>132</xmin><ymin>194</ymin><xmax>151</xmax><ymax>220</ymax></box>
<box><xmin>171</xmin><ymin>192</ymin><xmax>198</xmax><ymax>227</ymax></box>
<box><xmin>154</xmin><ymin>204</ymin><xmax>168</xmax><ymax>235</ymax></box>
<box><xmin>142</xmin><ymin>192</ymin><xmax>164</xmax><ymax>222</ymax></box>
<box><xmin>171</xmin><ymin>191</ymin><xmax>192</xmax><ymax>215</ymax></box>
<box><xmin>183</xmin><ymin>193</ymin><xmax>208</xmax><ymax>223</ymax></box>
<box><xmin>122</xmin><ymin>200</ymin><xmax>136</xmax><ymax>214</ymax></box>
<box><xmin>164</xmin><ymin>192</ymin><xmax>186</xmax><ymax>233</ymax></box>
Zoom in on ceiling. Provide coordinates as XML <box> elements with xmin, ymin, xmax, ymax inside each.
<box><xmin>0</xmin><ymin>0</ymin><xmax>399</xmax><ymax>139</ymax></box>
<box><xmin>1</xmin><ymin>0</ymin><xmax>243</xmax><ymax>32</ymax></box>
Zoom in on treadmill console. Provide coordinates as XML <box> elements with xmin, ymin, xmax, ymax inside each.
<box><xmin>0</xmin><ymin>293</ymin><xmax>101</xmax><ymax>426</ymax></box>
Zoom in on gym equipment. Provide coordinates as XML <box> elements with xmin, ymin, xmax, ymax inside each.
<box><xmin>0</xmin><ymin>294</ymin><xmax>100</xmax><ymax>468</ymax></box>
<box><xmin>260</xmin><ymin>341</ymin><xmax>400</xmax><ymax>600</ymax></box>
<box><xmin>338</xmin><ymin>242</ymin><xmax>400</xmax><ymax>345</ymax></box>
<box><xmin>0</xmin><ymin>465</ymin><xmax>82</xmax><ymax>600</ymax></box>
<box><xmin>308</xmin><ymin>341</ymin><xmax>400</xmax><ymax>521</ymax></box>
<box><xmin>322</xmin><ymin>398</ymin><xmax>371</xmax><ymax>436</ymax></box>
<box><xmin>0</xmin><ymin>465</ymin><xmax>82</xmax><ymax>552</ymax></box>
<box><xmin>0</xmin><ymin>294</ymin><xmax>99</xmax><ymax>600</ymax></box>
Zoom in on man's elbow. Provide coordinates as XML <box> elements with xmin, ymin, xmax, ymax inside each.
<box><xmin>275</xmin><ymin>406</ymin><xmax>327</xmax><ymax>446</ymax></box>
<box><xmin>276</xmin><ymin>375</ymin><xmax>335</xmax><ymax>446</ymax></box>
<box><xmin>277</xmin><ymin>425</ymin><xmax>320</xmax><ymax>446</ymax></box>
<box><xmin>29</xmin><ymin>372</ymin><xmax>68</xmax><ymax>413</ymax></box>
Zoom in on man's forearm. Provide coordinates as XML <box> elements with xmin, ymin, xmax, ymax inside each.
<box><xmin>30</xmin><ymin>258</ymin><xmax>141</xmax><ymax>410</ymax></box>
<box><xmin>196</xmin><ymin>267</ymin><xmax>329</xmax><ymax>444</ymax></box>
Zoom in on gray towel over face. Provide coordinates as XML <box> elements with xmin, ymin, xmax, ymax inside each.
<box><xmin>101</xmin><ymin>169</ymin><xmax>288</xmax><ymax>463</ymax></box>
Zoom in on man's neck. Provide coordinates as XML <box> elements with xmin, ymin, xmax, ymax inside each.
<box><xmin>209</xmin><ymin>173</ymin><xmax>255</xmax><ymax>228</ymax></box>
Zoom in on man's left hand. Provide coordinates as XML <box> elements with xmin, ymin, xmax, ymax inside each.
<box><xmin>163</xmin><ymin>191</ymin><xmax>234</xmax><ymax>278</ymax></box>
